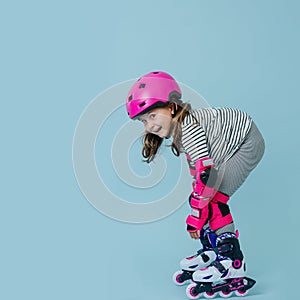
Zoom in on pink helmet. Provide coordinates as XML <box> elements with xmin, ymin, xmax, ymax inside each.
<box><xmin>126</xmin><ymin>71</ymin><xmax>182</xmax><ymax>119</ymax></box>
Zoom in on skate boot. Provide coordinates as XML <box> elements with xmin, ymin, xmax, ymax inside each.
<box><xmin>186</xmin><ymin>232</ymin><xmax>256</xmax><ymax>298</ymax></box>
<box><xmin>173</xmin><ymin>228</ymin><xmax>217</xmax><ymax>286</ymax></box>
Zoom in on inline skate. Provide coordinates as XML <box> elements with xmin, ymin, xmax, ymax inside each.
<box><xmin>172</xmin><ymin>228</ymin><xmax>217</xmax><ymax>286</ymax></box>
<box><xmin>186</xmin><ymin>232</ymin><xmax>256</xmax><ymax>298</ymax></box>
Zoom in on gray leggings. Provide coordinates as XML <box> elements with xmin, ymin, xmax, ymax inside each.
<box><xmin>216</xmin><ymin>122</ymin><xmax>265</xmax><ymax>197</ymax></box>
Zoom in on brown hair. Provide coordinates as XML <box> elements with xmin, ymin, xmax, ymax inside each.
<box><xmin>141</xmin><ymin>102</ymin><xmax>192</xmax><ymax>163</ymax></box>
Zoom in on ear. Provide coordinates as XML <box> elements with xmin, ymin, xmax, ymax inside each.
<box><xmin>169</xmin><ymin>103</ymin><xmax>176</xmax><ymax>115</ymax></box>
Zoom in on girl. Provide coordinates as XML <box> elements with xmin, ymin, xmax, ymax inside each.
<box><xmin>126</xmin><ymin>71</ymin><xmax>265</xmax><ymax>298</ymax></box>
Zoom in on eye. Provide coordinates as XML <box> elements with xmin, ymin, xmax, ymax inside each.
<box><xmin>149</xmin><ymin>113</ymin><xmax>156</xmax><ymax>119</ymax></box>
<box><xmin>139</xmin><ymin>119</ymin><xmax>147</xmax><ymax>124</ymax></box>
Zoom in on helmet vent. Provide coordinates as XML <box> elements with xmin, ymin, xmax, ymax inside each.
<box><xmin>153</xmin><ymin>71</ymin><xmax>159</xmax><ymax>74</ymax></box>
<box><xmin>128</xmin><ymin>95</ymin><xmax>133</xmax><ymax>101</ymax></box>
<box><xmin>139</xmin><ymin>102</ymin><xmax>146</xmax><ymax>107</ymax></box>
<box><xmin>139</xmin><ymin>83</ymin><xmax>146</xmax><ymax>88</ymax></box>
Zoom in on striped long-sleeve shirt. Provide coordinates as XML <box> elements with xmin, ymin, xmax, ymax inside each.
<box><xmin>181</xmin><ymin>107</ymin><xmax>253</xmax><ymax>169</ymax></box>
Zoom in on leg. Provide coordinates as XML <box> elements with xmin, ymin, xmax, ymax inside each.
<box><xmin>209</xmin><ymin>191</ymin><xmax>234</xmax><ymax>234</ymax></box>
<box><xmin>217</xmin><ymin>122</ymin><xmax>265</xmax><ymax>197</ymax></box>
<box><xmin>210</xmin><ymin>122</ymin><xmax>265</xmax><ymax>233</ymax></box>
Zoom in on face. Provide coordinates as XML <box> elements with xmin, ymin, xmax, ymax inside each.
<box><xmin>138</xmin><ymin>106</ymin><xmax>174</xmax><ymax>138</ymax></box>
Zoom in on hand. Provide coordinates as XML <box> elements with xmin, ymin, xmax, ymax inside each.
<box><xmin>189</xmin><ymin>230</ymin><xmax>200</xmax><ymax>240</ymax></box>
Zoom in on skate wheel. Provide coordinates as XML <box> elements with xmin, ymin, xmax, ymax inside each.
<box><xmin>186</xmin><ymin>283</ymin><xmax>201</xmax><ymax>299</ymax></box>
<box><xmin>172</xmin><ymin>270</ymin><xmax>187</xmax><ymax>286</ymax></box>
<box><xmin>203</xmin><ymin>291</ymin><xmax>216</xmax><ymax>299</ymax></box>
<box><xmin>219</xmin><ymin>290</ymin><xmax>233</xmax><ymax>298</ymax></box>
<box><xmin>234</xmin><ymin>289</ymin><xmax>248</xmax><ymax>297</ymax></box>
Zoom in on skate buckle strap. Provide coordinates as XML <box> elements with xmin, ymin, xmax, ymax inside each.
<box><xmin>196</xmin><ymin>249</ymin><xmax>204</xmax><ymax>255</ymax></box>
<box><xmin>212</xmin><ymin>260</ymin><xmax>227</xmax><ymax>274</ymax></box>
<box><xmin>197</xmin><ymin>249</ymin><xmax>204</xmax><ymax>255</ymax></box>
<box><xmin>215</xmin><ymin>243</ymin><xmax>233</xmax><ymax>255</ymax></box>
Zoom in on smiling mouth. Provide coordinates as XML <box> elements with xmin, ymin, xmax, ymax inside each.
<box><xmin>152</xmin><ymin>126</ymin><xmax>162</xmax><ymax>134</ymax></box>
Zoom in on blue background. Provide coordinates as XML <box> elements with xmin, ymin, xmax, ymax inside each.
<box><xmin>1</xmin><ymin>0</ymin><xmax>299</xmax><ymax>299</ymax></box>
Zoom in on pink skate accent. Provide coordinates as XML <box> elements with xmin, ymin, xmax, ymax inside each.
<box><xmin>200</xmin><ymin>267</ymin><xmax>209</xmax><ymax>271</ymax></box>
<box><xmin>187</xmin><ymin>255</ymin><xmax>197</xmax><ymax>260</ymax></box>
<box><xmin>189</xmin><ymin>286</ymin><xmax>198</xmax><ymax>297</ymax></box>
<box><xmin>175</xmin><ymin>274</ymin><xmax>182</xmax><ymax>283</ymax></box>
<box><xmin>217</xmin><ymin>283</ymin><xmax>228</xmax><ymax>288</ymax></box>
<box><xmin>232</xmin><ymin>278</ymin><xmax>243</xmax><ymax>284</ymax></box>
<box><xmin>229</xmin><ymin>279</ymin><xmax>246</xmax><ymax>292</ymax></box>
<box><xmin>233</xmin><ymin>259</ymin><xmax>242</xmax><ymax>269</ymax></box>
<box><xmin>235</xmin><ymin>289</ymin><xmax>247</xmax><ymax>295</ymax></box>
<box><xmin>220</xmin><ymin>289</ymin><xmax>231</xmax><ymax>296</ymax></box>
<box><xmin>236</xmin><ymin>230</ymin><xmax>239</xmax><ymax>238</ymax></box>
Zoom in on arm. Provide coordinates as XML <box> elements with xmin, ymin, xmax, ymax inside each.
<box><xmin>186</xmin><ymin>157</ymin><xmax>218</xmax><ymax>236</ymax></box>
<box><xmin>185</xmin><ymin>153</ymin><xmax>196</xmax><ymax>177</ymax></box>
<box><xmin>181</xmin><ymin>122</ymin><xmax>216</xmax><ymax>236</ymax></box>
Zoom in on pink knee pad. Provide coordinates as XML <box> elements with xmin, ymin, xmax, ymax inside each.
<box><xmin>209</xmin><ymin>191</ymin><xmax>233</xmax><ymax>231</ymax></box>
